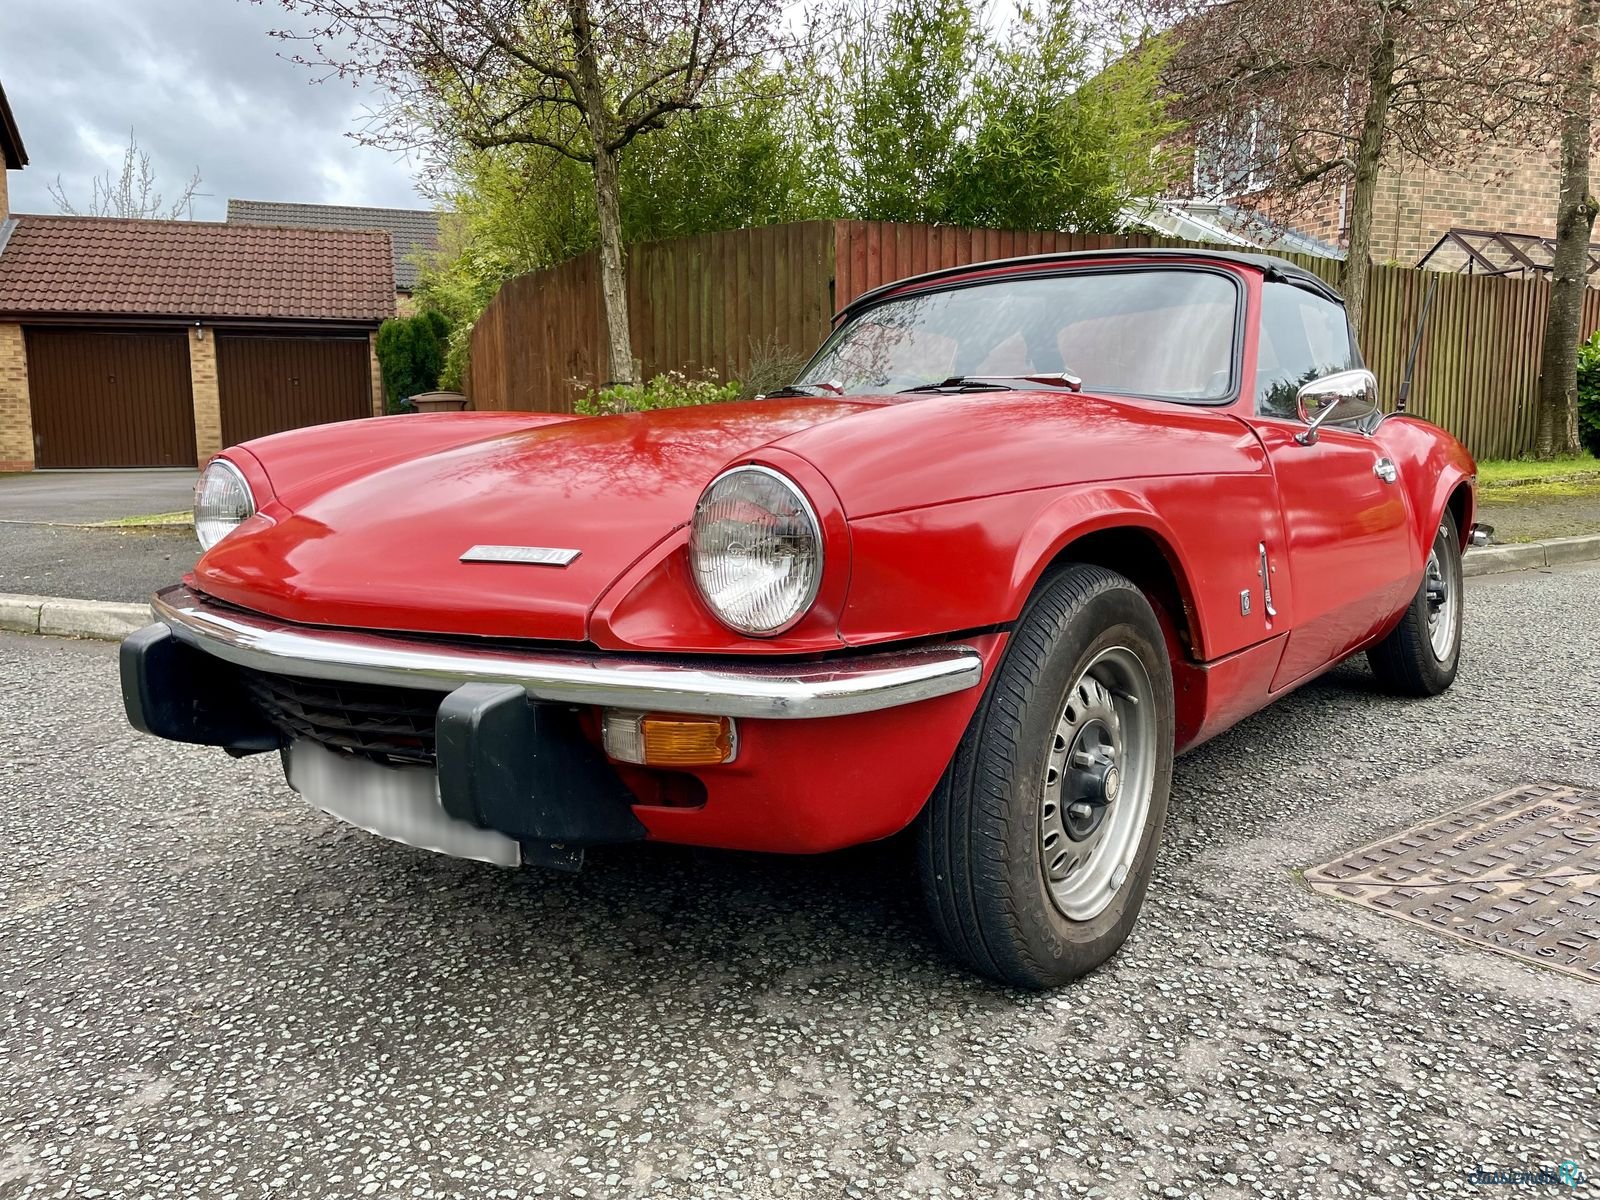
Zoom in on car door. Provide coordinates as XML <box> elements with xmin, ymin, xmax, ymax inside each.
<box><xmin>1242</xmin><ymin>282</ymin><xmax>1419</xmax><ymax>691</ymax></box>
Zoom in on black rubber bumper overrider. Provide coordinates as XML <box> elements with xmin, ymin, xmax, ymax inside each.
<box><xmin>434</xmin><ymin>683</ymin><xmax>646</xmax><ymax>847</ymax></box>
<box><xmin>121</xmin><ymin>624</ymin><xmax>281</xmax><ymax>754</ymax></box>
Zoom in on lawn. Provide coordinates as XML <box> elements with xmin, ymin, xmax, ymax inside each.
<box><xmin>1476</xmin><ymin>453</ymin><xmax>1599</xmax><ymax>487</ymax></box>
<box><xmin>1474</xmin><ymin>454</ymin><xmax>1600</xmax><ymax>542</ymax></box>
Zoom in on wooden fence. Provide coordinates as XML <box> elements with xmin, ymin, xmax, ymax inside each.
<box><xmin>466</xmin><ymin>219</ymin><xmax>1600</xmax><ymax>459</ymax></box>
<box><xmin>466</xmin><ymin>222</ymin><xmax>838</xmax><ymax>414</ymax></box>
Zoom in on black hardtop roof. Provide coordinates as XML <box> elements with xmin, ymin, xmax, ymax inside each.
<box><xmin>837</xmin><ymin>246</ymin><xmax>1344</xmax><ymax>320</ymax></box>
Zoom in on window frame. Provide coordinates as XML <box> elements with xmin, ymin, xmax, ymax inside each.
<box><xmin>1251</xmin><ymin>280</ymin><xmax>1365</xmax><ymax>422</ymax></box>
<box><xmin>799</xmin><ymin>264</ymin><xmax>1249</xmax><ymax>409</ymax></box>
<box><xmin>1192</xmin><ymin>107</ymin><xmax>1279</xmax><ymax>199</ymax></box>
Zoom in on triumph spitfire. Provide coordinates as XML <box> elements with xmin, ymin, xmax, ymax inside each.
<box><xmin>123</xmin><ymin>249</ymin><xmax>1481</xmax><ymax>988</ymax></box>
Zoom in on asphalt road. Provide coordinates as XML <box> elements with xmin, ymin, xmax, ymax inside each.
<box><xmin>3</xmin><ymin>564</ymin><xmax>1599</xmax><ymax>1199</ymax></box>
<box><xmin>0</xmin><ymin>470</ymin><xmax>197</xmax><ymax>524</ymax></box>
<box><xmin>0</xmin><ymin>523</ymin><xmax>198</xmax><ymax>603</ymax></box>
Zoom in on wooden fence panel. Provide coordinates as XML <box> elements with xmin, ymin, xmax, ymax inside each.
<box><xmin>470</xmin><ymin>222</ymin><xmax>836</xmax><ymax>412</ymax></box>
<box><xmin>466</xmin><ymin>218</ymin><xmax>1600</xmax><ymax>458</ymax></box>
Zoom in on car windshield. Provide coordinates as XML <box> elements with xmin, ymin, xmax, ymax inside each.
<box><xmin>796</xmin><ymin>268</ymin><xmax>1239</xmax><ymax>401</ymax></box>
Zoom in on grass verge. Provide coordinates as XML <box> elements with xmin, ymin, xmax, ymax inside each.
<box><xmin>85</xmin><ymin>511</ymin><xmax>193</xmax><ymax>529</ymax></box>
<box><xmin>1476</xmin><ymin>454</ymin><xmax>1599</xmax><ymax>488</ymax></box>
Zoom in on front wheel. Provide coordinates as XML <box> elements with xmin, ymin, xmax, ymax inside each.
<box><xmin>1367</xmin><ymin>510</ymin><xmax>1463</xmax><ymax>696</ymax></box>
<box><xmin>917</xmin><ymin>564</ymin><xmax>1174</xmax><ymax>989</ymax></box>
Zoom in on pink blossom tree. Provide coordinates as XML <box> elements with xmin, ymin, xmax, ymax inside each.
<box><xmin>1114</xmin><ymin>0</ymin><xmax>1560</xmax><ymax>329</ymax></box>
<box><xmin>271</xmin><ymin>0</ymin><xmax>789</xmax><ymax>386</ymax></box>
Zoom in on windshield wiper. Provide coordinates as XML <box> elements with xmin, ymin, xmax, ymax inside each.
<box><xmin>763</xmin><ymin>381</ymin><xmax>844</xmax><ymax>398</ymax></box>
<box><xmin>898</xmin><ymin>371</ymin><xmax>1083</xmax><ymax>394</ymax></box>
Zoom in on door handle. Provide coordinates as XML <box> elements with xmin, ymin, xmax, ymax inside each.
<box><xmin>1374</xmin><ymin>458</ymin><xmax>1398</xmax><ymax>484</ymax></box>
<box><xmin>1257</xmin><ymin>542</ymin><xmax>1277</xmax><ymax>618</ymax></box>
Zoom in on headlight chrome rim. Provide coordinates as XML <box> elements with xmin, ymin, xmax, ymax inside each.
<box><xmin>690</xmin><ymin>464</ymin><xmax>824</xmax><ymax>637</ymax></box>
<box><xmin>194</xmin><ymin>457</ymin><xmax>256</xmax><ymax>551</ymax></box>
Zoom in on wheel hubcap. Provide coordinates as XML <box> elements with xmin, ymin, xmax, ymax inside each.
<box><xmin>1424</xmin><ymin>523</ymin><xmax>1458</xmax><ymax>661</ymax></box>
<box><xmin>1039</xmin><ymin>646</ymin><xmax>1156</xmax><ymax>922</ymax></box>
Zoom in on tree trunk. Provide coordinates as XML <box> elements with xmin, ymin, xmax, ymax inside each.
<box><xmin>569</xmin><ymin>0</ymin><xmax>635</xmax><ymax>387</ymax></box>
<box><xmin>1535</xmin><ymin>0</ymin><xmax>1598</xmax><ymax>459</ymax></box>
<box><xmin>1339</xmin><ymin>30</ymin><xmax>1396</xmax><ymax>334</ymax></box>
<box><xmin>589</xmin><ymin>140</ymin><xmax>635</xmax><ymax>387</ymax></box>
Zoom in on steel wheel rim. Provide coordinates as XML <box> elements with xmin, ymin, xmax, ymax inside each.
<box><xmin>1038</xmin><ymin>645</ymin><xmax>1156</xmax><ymax>922</ymax></box>
<box><xmin>1425</xmin><ymin>524</ymin><xmax>1458</xmax><ymax>661</ymax></box>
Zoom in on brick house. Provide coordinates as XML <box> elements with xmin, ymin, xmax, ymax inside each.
<box><xmin>1194</xmin><ymin>121</ymin><xmax>1574</xmax><ymax>271</ymax></box>
<box><xmin>1273</xmin><ymin>141</ymin><xmax>1569</xmax><ymax>269</ymax></box>
<box><xmin>0</xmin><ymin>83</ymin><xmax>394</xmax><ymax>472</ymax></box>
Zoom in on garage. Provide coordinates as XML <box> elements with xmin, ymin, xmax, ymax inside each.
<box><xmin>218</xmin><ymin>333</ymin><xmax>373</xmax><ymax>447</ymax></box>
<box><xmin>26</xmin><ymin>328</ymin><xmax>197</xmax><ymax>468</ymax></box>
<box><xmin>0</xmin><ymin>216</ymin><xmax>392</xmax><ymax>472</ymax></box>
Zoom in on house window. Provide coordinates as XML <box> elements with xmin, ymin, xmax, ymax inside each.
<box><xmin>1193</xmin><ymin>109</ymin><xmax>1278</xmax><ymax>199</ymax></box>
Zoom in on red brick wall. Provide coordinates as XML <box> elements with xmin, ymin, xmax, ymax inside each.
<box><xmin>1245</xmin><ymin>139</ymin><xmax>1576</xmax><ymax>267</ymax></box>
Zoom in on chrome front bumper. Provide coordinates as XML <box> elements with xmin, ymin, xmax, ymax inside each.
<box><xmin>150</xmin><ymin>585</ymin><xmax>984</xmax><ymax>719</ymax></box>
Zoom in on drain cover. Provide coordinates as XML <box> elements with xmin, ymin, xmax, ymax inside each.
<box><xmin>1306</xmin><ymin>783</ymin><xmax>1600</xmax><ymax>981</ymax></box>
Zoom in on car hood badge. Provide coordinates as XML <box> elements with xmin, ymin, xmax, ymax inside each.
<box><xmin>460</xmin><ymin>545</ymin><xmax>582</xmax><ymax>567</ymax></box>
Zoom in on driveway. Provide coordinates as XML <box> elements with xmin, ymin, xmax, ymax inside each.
<box><xmin>0</xmin><ymin>470</ymin><xmax>200</xmax><ymax>602</ymax></box>
<box><xmin>0</xmin><ymin>468</ymin><xmax>197</xmax><ymax>524</ymax></box>
<box><xmin>2</xmin><ymin>563</ymin><xmax>1598</xmax><ymax>1198</ymax></box>
<box><xmin>0</xmin><ymin>523</ymin><xmax>198</xmax><ymax>603</ymax></box>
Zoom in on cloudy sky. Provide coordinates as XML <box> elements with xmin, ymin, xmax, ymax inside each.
<box><xmin>1</xmin><ymin>0</ymin><xmax>427</xmax><ymax>221</ymax></box>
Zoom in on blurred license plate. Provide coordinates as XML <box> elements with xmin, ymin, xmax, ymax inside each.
<box><xmin>283</xmin><ymin>739</ymin><xmax>521</xmax><ymax>867</ymax></box>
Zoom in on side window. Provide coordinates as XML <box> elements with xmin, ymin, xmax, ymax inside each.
<box><xmin>1254</xmin><ymin>283</ymin><xmax>1359</xmax><ymax>418</ymax></box>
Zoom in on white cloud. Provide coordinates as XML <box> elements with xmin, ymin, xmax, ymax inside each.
<box><xmin>1</xmin><ymin>0</ymin><xmax>427</xmax><ymax>219</ymax></box>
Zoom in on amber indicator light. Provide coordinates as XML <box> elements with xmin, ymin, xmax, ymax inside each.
<box><xmin>602</xmin><ymin>711</ymin><xmax>737</xmax><ymax>766</ymax></box>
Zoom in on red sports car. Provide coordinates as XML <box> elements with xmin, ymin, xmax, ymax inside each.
<box><xmin>123</xmin><ymin>249</ymin><xmax>1481</xmax><ymax>988</ymax></box>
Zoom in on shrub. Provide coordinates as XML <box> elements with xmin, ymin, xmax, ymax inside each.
<box><xmin>740</xmin><ymin>334</ymin><xmax>810</xmax><ymax>399</ymax></box>
<box><xmin>375</xmin><ymin>311</ymin><xmax>451</xmax><ymax>413</ymax></box>
<box><xmin>438</xmin><ymin>324</ymin><xmax>472</xmax><ymax>392</ymax></box>
<box><xmin>577</xmin><ymin>369</ymin><xmax>742</xmax><ymax>416</ymax></box>
<box><xmin>1578</xmin><ymin>332</ymin><xmax>1600</xmax><ymax>456</ymax></box>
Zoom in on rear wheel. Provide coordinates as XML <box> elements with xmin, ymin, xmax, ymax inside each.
<box><xmin>1367</xmin><ymin>511</ymin><xmax>1463</xmax><ymax>696</ymax></box>
<box><xmin>917</xmin><ymin>564</ymin><xmax>1173</xmax><ymax>989</ymax></box>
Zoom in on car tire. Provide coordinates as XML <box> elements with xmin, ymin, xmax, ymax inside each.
<box><xmin>1366</xmin><ymin>510</ymin><xmax>1463</xmax><ymax>697</ymax></box>
<box><xmin>917</xmin><ymin>564</ymin><xmax>1174</xmax><ymax>990</ymax></box>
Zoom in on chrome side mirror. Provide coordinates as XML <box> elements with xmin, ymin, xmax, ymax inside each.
<box><xmin>1294</xmin><ymin>369</ymin><xmax>1379</xmax><ymax>445</ymax></box>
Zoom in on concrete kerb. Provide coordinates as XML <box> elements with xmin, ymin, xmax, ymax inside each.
<box><xmin>1</xmin><ymin>594</ymin><xmax>152</xmax><ymax>639</ymax></box>
<box><xmin>1462</xmin><ymin>534</ymin><xmax>1600</xmax><ymax>578</ymax></box>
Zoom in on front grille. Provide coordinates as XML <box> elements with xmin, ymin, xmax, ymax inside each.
<box><xmin>239</xmin><ymin>668</ymin><xmax>447</xmax><ymax>764</ymax></box>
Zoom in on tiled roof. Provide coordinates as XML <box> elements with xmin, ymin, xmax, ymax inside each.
<box><xmin>0</xmin><ymin>79</ymin><xmax>27</xmax><ymax>169</ymax></box>
<box><xmin>227</xmin><ymin>199</ymin><xmax>443</xmax><ymax>291</ymax></box>
<box><xmin>0</xmin><ymin>215</ymin><xmax>393</xmax><ymax>323</ymax></box>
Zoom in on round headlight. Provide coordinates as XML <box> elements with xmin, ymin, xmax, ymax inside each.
<box><xmin>194</xmin><ymin>458</ymin><xmax>256</xmax><ymax>551</ymax></box>
<box><xmin>690</xmin><ymin>466</ymin><xmax>823</xmax><ymax>636</ymax></box>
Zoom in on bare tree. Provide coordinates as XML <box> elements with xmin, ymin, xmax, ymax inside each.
<box><xmin>1536</xmin><ymin>0</ymin><xmax>1598</xmax><ymax>459</ymax></box>
<box><xmin>1115</xmin><ymin>0</ymin><xmax>1560</xmax><ymax>329</ymax></box>
<box><xmin>48</xmin><ymin>130</ymin><xmax>204</xmax><ymax>220</ymax></box>
<box><xmin>270</xmin><ymin>0</ymin><xmax>789</xmax><ymax>386</ymax></box>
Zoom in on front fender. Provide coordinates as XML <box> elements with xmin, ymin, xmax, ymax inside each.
<box><xmin>840</xmin><ymin>472</ymin><xmax>1285</xmax><ymax>661</ymax></box>
<box><xmin>1379</xmin><ymin>416</ymin><xmax>1477</xmax><ymax>552</ymax></box>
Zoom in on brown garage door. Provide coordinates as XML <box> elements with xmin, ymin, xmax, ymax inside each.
<box><xmin>27</xmin><ymin>329</ymin><xmax>197</xmax><ymax>468</ymax></box>
<box><xmin>218</xmin><ymin>334</ymin><xmax>372</xmax><ymax>447</ymax></box>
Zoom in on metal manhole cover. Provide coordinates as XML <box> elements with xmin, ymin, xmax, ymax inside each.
<box><xmin>1306</xmin><ymin>782</ymin><xmax>1600</xmax><ymax>981</ymax></box>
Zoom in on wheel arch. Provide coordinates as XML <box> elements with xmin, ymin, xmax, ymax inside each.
<box><xmin>1017</xmin><ymin>516</ymin><xmax>1205</xmax><ymax>665</ymax></box>
<box><xmin>1007</xmin><ymin>507</ymin><xmax>1223</xmax><ymax>753</ymax></box>
<box><xmin>1444</xmin><ymin>477</ymin><xmax>1474</xmax><ymax>548</ymax></box>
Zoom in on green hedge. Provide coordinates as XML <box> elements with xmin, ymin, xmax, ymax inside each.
<box><xmin>375</xmin><ymin>310</ymin><xmax>451</xmax><ymax>413</ymax></box>
<box><xmin>1576</xmin><ymin>332</ymin><xmax>1600</xmax><ymax>456</ymax></box>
